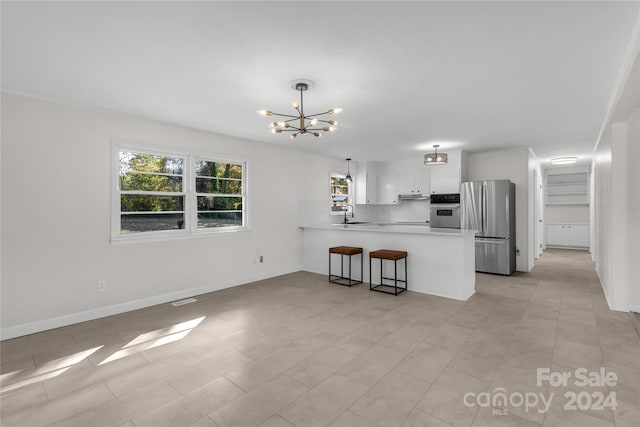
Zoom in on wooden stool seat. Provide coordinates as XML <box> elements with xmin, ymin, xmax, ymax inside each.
<box><xmin>369</xmin><ymin>249</ymin><xmax>407</xmax><ymax>295</ymax></box>
<box><xmin>329</xmin><ymin>246</ymin><xmax>363</xmax><ymax>287</ymax></box>
<box><xmin>330</xmin><ymin>246</ymin><xmax>364</xmax><ymax>256</ymax></box>
<box><xmin>369</xmin><ymin>249</ymin><xmax>408</xmax><ymax>260</ymax></box>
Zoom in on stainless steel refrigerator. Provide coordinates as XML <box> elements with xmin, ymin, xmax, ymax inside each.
<box><xmin>461</xmin><ymin>180</ymin><xmax>516</xmax><ymax>275</ymax></box>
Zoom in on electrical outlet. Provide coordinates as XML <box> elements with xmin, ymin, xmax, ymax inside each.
<box><xmin>259</xmin><ymin>255</ymin><xmax>264</xmax><ymax>263</ymax></box>
<box><xmin>97</xmin><ymin>280</ymin><xmax>107</xmax><ymax>293</ymax></box>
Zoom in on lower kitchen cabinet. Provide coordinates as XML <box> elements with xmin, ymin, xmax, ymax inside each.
<box><xmin>546</xmin><ymin>224</ymin><xmax>589</xmax><ymax>248</ymax></box>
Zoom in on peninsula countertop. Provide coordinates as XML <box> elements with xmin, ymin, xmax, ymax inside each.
<box><xmin>300</xmin><ymin>222</ymin><xmax>477</xmax><ymax>301</ymax></box>
<box><xmin>300</xmin><ymin>222</ymin><xmax>477</xmax><ymax>237</ymax></box>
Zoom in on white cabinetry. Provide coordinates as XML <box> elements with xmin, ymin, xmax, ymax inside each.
<box><xmin>378</xmin><ymin>174</ymin><xmax>398</xmax><ymax>204</ymax></box>
<box><xmin>546</xmin><ymin>224</ymin><xmax>589</xmax><ymax>248</ymax></box>
<box><xmin>430</xmin><ymin>150</ymin><xmax>467</xmax><ymax>194</ymax></box>
<box><xmin>397</xmin><ymin>171</ymin><xmax>429</xmax><ymax>195</ymax></box>
<box><xmin>546</xmin><ymin>172</ymin><xmax>589</xmax><ymax>204</ymax></box>
<box><xmin>355</xmin><ymin>162</ymin><xmax>397</xmax><ymax>205</ymax></box>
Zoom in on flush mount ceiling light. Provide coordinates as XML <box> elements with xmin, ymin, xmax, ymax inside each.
<box><xmin>424</xmin><ymin>144</ymin><xmax>448</xmax><ymax>165</ymax></box>
<box><xmin>257</xmin><ymin>80</ymin><xmax>342</xmax><ymax>140</ymax></box>
<box><xmin>551</xmin><ymin>156</ymin><xmax>578</xmax><ymax>165</ymax></box>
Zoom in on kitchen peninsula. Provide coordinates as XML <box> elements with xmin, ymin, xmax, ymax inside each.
<box><xmin>300</xmin><ymin>223</ymin><xmax>476</xmax><ymax>300</ymax></box>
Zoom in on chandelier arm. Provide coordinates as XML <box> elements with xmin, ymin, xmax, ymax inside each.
<box><xmin>303</xmin><ymin>111</ymin><xmax>331</xmax><ymax>118</ymax></box>
<box><xmin>269</xmin><ymin>112</ymin><xmax>299</xmax><ymax>119</ymax></box>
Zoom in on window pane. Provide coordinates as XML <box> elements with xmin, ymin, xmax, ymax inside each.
<box><xmin>121</xmin><ymin>195</ymin><xmax>184</xmax><ymax>212</ymax></box>
<box><xmin>197</xmin><ymin>196</ymin><xmax>242</xmax><ymax>211</ymax></box>
<box><xmin>195</xmin><ymin>160</ymin><xmax>242</xmax><ymax>179</ymax></box>
<box><xmin>332</xmin><ymin>177</ymin><xmax>347</xmax><ymax>186</ymax></box>
<box><xmin>332</xmin><ymin>200</ymin><xmax>348</xmax><ymax>212</ymax></box>
<box><xmin>120</xmin><ymin>174</ymin><xmax>183</xmax><ymax>192</ymax></box>
<box><xmin>195</xmin><ymin>178</ymin><xmax>241</xmax><ymax>194</ymax></box>
<box><xmin>120</xmin><ymin>213</ymin><xmax>185</xmax><ymax>233</ymax></box>
<box><xmin>197</xmin><ymin>212</ymin><xmax>243</xmax><ymax>229</ymax></box>
<box><xmin>120</xmin><ymin>151</ymin><xmax>184</xmax><ymax>175</ymax></box>
<box><xmin>330</xmin><ymin>174</ymin><xmax>350</xmax><ymax>214</ymax></box>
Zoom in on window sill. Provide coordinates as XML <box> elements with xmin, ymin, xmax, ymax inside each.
<box><xmin>110</xmin><ymin>227</ymin><xmax>250</xmax><ymax>245</ymax></box>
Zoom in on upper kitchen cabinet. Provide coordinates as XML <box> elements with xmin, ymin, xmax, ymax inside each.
<box><xmin>378</xmin><ymin>173</ymin><xmax>398</xmax><ymax>205</ymax></box>
<box><xmin>355</xmin><ymin>161</ymin><xmax>397</xmax><ymax>205</ymax></box>
<box><xmin>430</xmin><ymin>150</ymin><xmax>468</xmax><ymax>194</ymax></box>
<box><xmin>397</xmin><ymin>171</ymin><xmax>429</xmax><ymax>195</ymax></box>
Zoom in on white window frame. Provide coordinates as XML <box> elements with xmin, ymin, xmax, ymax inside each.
<box><xmin>111</xmin><ymin>140</ymin><xmax>249</xmax><ymax>243</ymax></box>
<box><xmin>329</xmin><ymin>172</ymin><xmax>352</xmax><ymax>216</ymax></box>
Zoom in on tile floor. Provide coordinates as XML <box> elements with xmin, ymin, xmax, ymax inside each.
<box><xmin>1</xmin><ymin>249</ymin><xmax>639</xmax><ymax>427</ymax></box>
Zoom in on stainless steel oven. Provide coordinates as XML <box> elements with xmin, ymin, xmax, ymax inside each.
<box><xmin>429</xmin><ymin>193</ymin><xmax>461</xmax><ymax>229</ymax></box>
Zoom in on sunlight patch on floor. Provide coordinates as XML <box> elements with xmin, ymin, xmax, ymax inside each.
<box><xmin>1</xmin><ymin>346</ymin><xmax>103</xmax><ymax>394</ymax></box>
<box><xmin>98</xmin><ymin>316</ymin><xmax>205</xmax><ymax>365</ymax></box>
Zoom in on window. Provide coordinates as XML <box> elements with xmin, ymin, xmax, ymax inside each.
<box><xmin>112</xmin><ymin>142</ymin><xmax>247</xmax><ymax>241</ymax></box>
<box><xmin>330</xmin><ymin>173</ymin><xmax>351</xmax><ymax>214</ymax></box>
<box><xmin>119</xmin><ymin>150</ymin><xmax>186</xmax><ymax>234</ymax></box>
<box><xmin>195</xmin><ymin>159</ymin><xmax>244</xmax><ymax>229</ymax></box>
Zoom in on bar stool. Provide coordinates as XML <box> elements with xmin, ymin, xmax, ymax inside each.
<box><xmin>329</xmin><ymin>246</ymin><xmax>363</xmax><ymax>287</ymax></box>
<box><xmin>369</xmin><ymin>249</ymin><xmax>408</xmax><ymax>295</ymax></box>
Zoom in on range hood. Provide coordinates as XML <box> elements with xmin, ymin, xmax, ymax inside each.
<box><xmin>398</xmin><ymin>193</ymin><xmax>429</xmax><ymax>200</ymax></box>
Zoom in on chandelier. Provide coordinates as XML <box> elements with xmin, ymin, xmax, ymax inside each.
<box><xmin>257</xmin><ymin>80</ymin><xmax>342</xmax><ymax>139</ymax></box>
<box><xmin>424</xmin><ymin>144</ymin><xmax>448</xmax><ymax>165</ymax></box>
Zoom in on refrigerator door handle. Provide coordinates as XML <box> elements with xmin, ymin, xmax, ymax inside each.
<box><xmin>476</xmin><ymin>238</ymin><xmax>507</xmax><ymax>244</ymax></box>
<box><xmin>482</xmin><ymin>181</ymin><xmax>487</xmax><ymax>235</ymax></box>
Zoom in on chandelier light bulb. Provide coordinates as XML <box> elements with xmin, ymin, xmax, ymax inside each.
<box><xmin>290</xmin><ymin>133</ymin><xmax>297</xmax><ymax>139</ymax></box>
<box><xmin>292</xmin><ymin>101</ymin><xmax>300</xmax><ymax>109</ymax></box>
<box><xmin>276</xmin><ymin>121</ymin><xmax>287</xmax><ymax>127</ymax></box>
<box><xmin>328</xmin><ymin>108</ymin><xmax>343</xmax><ymax>115</ymax></box>
<box><xmin>257</xmin><ymin>109</ymin><xmax>273</xmax><ymax>116</ymax></box>
<box><xmin>328</xmin><ymin>120</ymin><xmax>337</xmax><ymax>126</ymax></box>
<box><xmin>309</xmin><ymin>118</ymin><xmax>318</xmax><ymax>126</ymax></box>
<box><xmin>314</xmin><ymin>132</ymin><xmax>322</xmax><ymax>138</ymax></box>
<box><xmin>271</xmin><ymin>128</ymin><xmax>283</xmax><ymax>134</ymax></box>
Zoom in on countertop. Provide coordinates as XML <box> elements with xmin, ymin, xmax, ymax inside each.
<box><xmin>300</xmin><ymin>222</ymin><xmax>477</xmax><ymax>237</ymax></box>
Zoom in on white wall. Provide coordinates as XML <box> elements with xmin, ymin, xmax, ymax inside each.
<box><xmin>592</xmin><ymin>25</ymin><xmax>640</xmax><ymax>312</ymax></box>
<box><xmin>545</xmin><ymin>205</ymin><xmax>590</xmax><ymax>224</ymax></box>
<box><xmin>467</xmin><ymin>148</ymin><xmax>533</xmax><ymax>272</ymax></box>
<box><xmin>530</xmin><ymin>151</ymin><xmax>544</xmax><ymax>259</ymax></box>
<box><xmin>1</xmin><ymin>93</ymin><xmax>346</xmax><ymax>338</ymax></box>
<box><xmin>627</xmin><ymin>108</ymin><xmax>640</xmax><ymax>312</ymax></box>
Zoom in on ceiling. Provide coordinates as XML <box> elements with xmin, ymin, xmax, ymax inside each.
<box><xmin>2</xmin><ymin>1</ymin><xmax>639</xmax><ymax>167</ymax></box>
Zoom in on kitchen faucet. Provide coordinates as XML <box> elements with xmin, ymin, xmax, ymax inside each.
<box><xmin>344</xmin><ymin>204</ymin><xmax>354</xmax><ymax>224</ymax></box>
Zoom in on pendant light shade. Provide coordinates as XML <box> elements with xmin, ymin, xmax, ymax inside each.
<box><xmin>345</xmin><ymin>158</ymin><xmax>353</xmax><ymax>182</ymax></box>
<box><xmin>424</xmin><ymin>145</ymin><xmax>448</xmax><ymax>165</ymax></box>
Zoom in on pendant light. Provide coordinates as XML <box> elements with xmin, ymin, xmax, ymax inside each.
<box><xmin>424</xmin><ymin>144</ymin><xmax>448</xmax><ymax>165</ymax></box>
<box><xmin>345</xmin><ymin>158</ymin><xmax>353</xmax><ymax>183</ymax></box>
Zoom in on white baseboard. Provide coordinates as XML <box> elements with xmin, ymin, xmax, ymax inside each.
<box><xmin>1</xmin><ymin>265</ymin><xmax>302</xmax><ymax>340</ymax></box>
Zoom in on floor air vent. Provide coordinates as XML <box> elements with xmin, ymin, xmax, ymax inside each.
<box><xmin>171</xmin><ymin>298</ymin><xmax>197</xmax><ymax>307</ymax></box>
